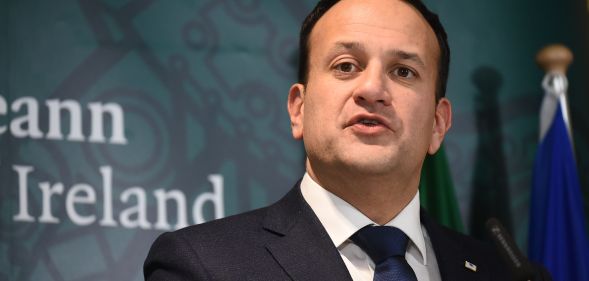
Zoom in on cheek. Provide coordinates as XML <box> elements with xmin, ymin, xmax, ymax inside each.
<box><xmin>417</xmin><ymin>106</ymin><xmax>436</xmax><ymax>131</ymax></box>
<box><xmin>402</xmin><ymin>99</ymin><xmax>436</xmax><ymax>136</ymax></box>
<box><xmin>303</xmin><ymin>81</ymin><xmax>355</xmax><ymax>130</ymax></box>
<box><xmin>304</xmin><ymin>88</ymin><xmax>338</xmax><ymax>118</ymax></box>
<box><xmin>302</xmin><ymin>96</ymin><xmax>324</xmax><ymax>133</ymax></box>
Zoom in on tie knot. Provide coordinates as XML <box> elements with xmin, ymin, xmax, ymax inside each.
<box><xmin>350</xmin><ymin>226</ymin><xmax>410</xmax><ymax>264</ymax></box>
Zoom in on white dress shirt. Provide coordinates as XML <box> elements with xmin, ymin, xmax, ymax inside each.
<box><xmin>300</xmin><ymin>173</ymin><xmax>442</xmax><ymax>281</ymax></box>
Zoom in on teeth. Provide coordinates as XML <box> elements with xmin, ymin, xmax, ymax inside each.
<box><xmin>359</xmin><ymin>119</ymin><xmax>379</xmax><ymax>126</ymax></box>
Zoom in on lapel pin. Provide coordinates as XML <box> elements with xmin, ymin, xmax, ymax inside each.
<box><xmin>464</xmin><ymin>261</ymin><xmax>477</xmax><ymax>272</ymax></box>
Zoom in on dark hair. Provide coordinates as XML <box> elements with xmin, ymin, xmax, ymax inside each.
<box><xmin>297</xmin><ymin>0</ymin><xmax>450</xmax><ymax>101</ymax></box>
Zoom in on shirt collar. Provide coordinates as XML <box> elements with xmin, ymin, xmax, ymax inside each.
<box><xmin>300</xmin><ymin>172</ymin><xmax>428</xmax><ymax>264</ymax></box>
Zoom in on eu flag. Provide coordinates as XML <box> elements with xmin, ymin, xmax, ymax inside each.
<box><xmin>528</xmin><ymin>74</ymin><xmax>589</xmax><ymax>281</ymax></box>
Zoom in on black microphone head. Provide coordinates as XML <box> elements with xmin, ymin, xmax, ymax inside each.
<box><xmin>485</xmin><ymin>218</ymin><xmax>536</xmax><ymax>281</ymax></box>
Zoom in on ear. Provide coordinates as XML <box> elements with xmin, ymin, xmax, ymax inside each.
<box><xmin>428</xmin><ymin>98</ymin><xmax>452</xmax><ymax>154</ymax></box>
<box><xmin>287</xmin><ymin>83</ymin><xmax>305</xmax><ymax>140</ymax></box>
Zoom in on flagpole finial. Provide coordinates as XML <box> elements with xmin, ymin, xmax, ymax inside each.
<box><xmin>536</xmin><ymin>44</ymin><xmax>573</xmax><ymax>74</ymax></box>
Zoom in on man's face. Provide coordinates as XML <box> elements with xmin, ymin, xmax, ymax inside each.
<box><xmin>288</xmin><ymin>0</ymin><xmax>451</xmax><ymax>179</ymax></box>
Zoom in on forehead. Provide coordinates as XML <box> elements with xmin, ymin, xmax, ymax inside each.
<box><xmin>309</xmin><ymin>0</ymin><xmax>439</xmax><ymax>64</ymax></box>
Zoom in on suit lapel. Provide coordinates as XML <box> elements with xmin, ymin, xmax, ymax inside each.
<box><xmin>262</xmin><ymin>184</ymin><xmax>353</xmax><ymax>281</ymax></box>
<box><xmin>261</xmin><ymin>185</ymin><xmax>497</xmax><ymax>281</ymax></box>
<box><xmin>421</xmin><ymin>210</ymin><xmax>490</xmax><ymax>281</ymax></box>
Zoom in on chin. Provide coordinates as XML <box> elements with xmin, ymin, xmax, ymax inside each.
<box><xmin>357</xmin><ymin>163</ymin><xmax>397</xmax><ymax>175</ymax></box>
<box><xmin>340</xmin><ymin>155</ymin><xmax>398</xmax><ymax>175</ymax></box>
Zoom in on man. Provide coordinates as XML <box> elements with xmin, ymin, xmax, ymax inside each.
<box><xmin>144</xmin><ymin>0</ymin><xmax>510</xmax><ymax>280</ymax></box>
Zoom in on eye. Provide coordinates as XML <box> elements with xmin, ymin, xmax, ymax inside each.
<box><xmin>334</xmin><ymin>62</ymin><xmax>359</xmax><ymax>73</ymax></box>
<box><xmin>392</xmin><ymin>67</ymin><xmax>416</xmax><ymax>79</ymax></box>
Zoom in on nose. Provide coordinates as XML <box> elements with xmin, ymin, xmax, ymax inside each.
<box><xmin>352</xmin><ymin>66</ymin><xmax>392</xmax><ymax>107</ymax></box>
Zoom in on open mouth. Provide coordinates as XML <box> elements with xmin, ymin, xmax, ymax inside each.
<box><xmin>358</xmin><ymin>119</ymin><xmax>381</xmax><ymax>127</ymax></box>
<box><xmin>347</xmin><ymin>114</ymin><xmax>391</xmax><ymax>132</ymax></box>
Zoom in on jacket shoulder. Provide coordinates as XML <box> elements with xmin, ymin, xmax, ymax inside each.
<box><xmin>144</xmin><ymin>200</ymin><xmax>297</xmax><ymax>280</ymax></box>
<box><xmin>422</xmin><ymin>212</ymin><xmax>511</xmax><ymax>280</ymax></box>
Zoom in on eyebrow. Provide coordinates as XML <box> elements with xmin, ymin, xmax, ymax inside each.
<box><xmin>387</xmin><ymin>49</ymin><xmax>425</xmax><ymax>68</ymax></box>
<box><xmin>330</xmin><ymin>41</ymin><xmax>366</xmax><ymax>54</ymax></box>
<box><xmin>329</xmin><ymin>41</ymin><xmax>426</xmax><ymax>68</ymax></box>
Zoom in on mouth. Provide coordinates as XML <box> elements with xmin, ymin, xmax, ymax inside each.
<box><xmin>357</xmin><ymin>119</ymin><xmax>381</xmax><ymax>127</ymax></box>
<box><xmin>347</xmin><ymin>114</ymin><xmax>391</xmax><ymax>130</ymax></box>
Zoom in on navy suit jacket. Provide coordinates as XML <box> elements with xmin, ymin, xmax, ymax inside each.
<box><xmin>144</xmin><ymin>183</ymin><xmax>512</xmax><ymax>280</ymax></box>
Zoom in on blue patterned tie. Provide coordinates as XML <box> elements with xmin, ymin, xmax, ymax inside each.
<box><xmin>351</xmin><ymin>226</ymin><xmax>418</xmax><ymax>281</ymax></box>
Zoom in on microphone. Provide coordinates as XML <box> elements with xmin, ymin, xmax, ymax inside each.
<box><xmin>485</xmin><ymin>218</ymin><xmax>536</xmax><ymax>281</ymax></box>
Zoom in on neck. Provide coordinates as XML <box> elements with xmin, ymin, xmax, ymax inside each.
<box><xmin>306</xmin><ymin>159</ymin><xmax>419</xmax><ymax>225</ymax></box>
